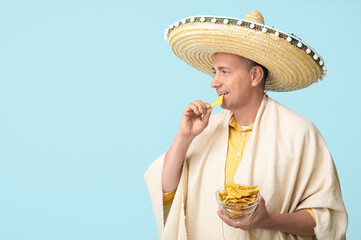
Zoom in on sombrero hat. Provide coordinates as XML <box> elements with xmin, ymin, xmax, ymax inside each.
<box><xmin>164</xmin><ymin>11</ymin><xmax>326</xmax><ymax>92</ymax></box>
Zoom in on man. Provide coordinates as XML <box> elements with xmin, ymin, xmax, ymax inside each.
<box><xmin>144</xmin><ymin>11</ymin><xmax>347</xmax><ymax>239</ymax></box>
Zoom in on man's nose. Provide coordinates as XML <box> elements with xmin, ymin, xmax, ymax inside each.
<box><xmin>210</xmin><ymin>75</ymin><xmax>221</xmax><ymax>88</ymax></box>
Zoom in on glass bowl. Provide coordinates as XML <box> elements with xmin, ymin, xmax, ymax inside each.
<box><xmin>215</xmin><ymin>187</ymin><xmax>259</xmax><ymax>220</ymax></box>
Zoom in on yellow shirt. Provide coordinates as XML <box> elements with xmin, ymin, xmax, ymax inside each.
<box><xmin>225</xmin><ymin>115</ymin><xmax>253</xmax><ymax>184</ymax></box>
<box><xmin>163</xmin><ymin>115</ymin><xmax>316</xmax><ymax>223</ymax></box>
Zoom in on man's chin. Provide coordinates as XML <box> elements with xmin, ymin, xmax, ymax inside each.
<box><xmin>220</xmin><ymin>103</ymin><xmax>228</xmax><ymax>110</ymax></box>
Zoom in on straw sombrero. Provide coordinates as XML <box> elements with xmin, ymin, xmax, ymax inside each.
<box><xmin>164</xmin><ymin>11</ymin><xmax>326</xmax><ymax>92</ymax></box>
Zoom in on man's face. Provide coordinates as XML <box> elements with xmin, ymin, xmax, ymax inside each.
<box><xmin>211</xmin><ymin>52</ymin><xmax>253</xmax><ymax>111</ymax></box>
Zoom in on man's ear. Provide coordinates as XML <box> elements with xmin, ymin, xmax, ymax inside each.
<box><xmin>251</xmin><ymin>66</ymin><xmax>264</xmax><ymax>88</ymax></box>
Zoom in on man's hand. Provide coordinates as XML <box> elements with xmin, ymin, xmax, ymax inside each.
<box><xmin>178</xmin><ymin>100</ymin><xmax>212</xmax><ymax>138</ymax></box>
<box><xmin>217</xmin><ymin>195</ymin><xmax>270</xmax><ymax>230</ymax></box>
<box><xmin>217</xmin><ymin>195</ymin><xmax>316</xmax><ymax>236</ymax></box>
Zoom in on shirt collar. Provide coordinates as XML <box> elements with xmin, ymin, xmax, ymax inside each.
<box><xmin>229</xmin><ymin>115</ymin><xmax>254</xmax><ymax>132</ymax></box>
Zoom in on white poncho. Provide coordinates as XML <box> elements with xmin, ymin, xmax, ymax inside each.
<box><xmin>144</xmin><ymin>97</ymin><xmax>348</xmax><ymax>240</ymax></box>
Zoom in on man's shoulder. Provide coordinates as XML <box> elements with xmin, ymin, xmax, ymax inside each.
<box><xmin>267</xmin><ymin>97</ymin><xmax>315</xmax><ymax>131</ymax></box>
<box><xmin>265</xmin><ymin>98</ymin><xmax>325</xmax><ymax>149</ymax></box>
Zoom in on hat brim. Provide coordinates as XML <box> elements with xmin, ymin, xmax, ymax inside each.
<box><xmin>167</xmin><ymin>17</ymin><xmax>325</xmax><ymax>92</ymax></box>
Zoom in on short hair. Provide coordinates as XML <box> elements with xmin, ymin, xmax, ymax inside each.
<box><xmin>239</xmin><ymin>56</ymin><xmax>269</xmax><ymax>88</ymax></box>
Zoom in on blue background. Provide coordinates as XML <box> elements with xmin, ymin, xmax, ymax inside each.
<box><xmin>0</xmin><ymin>0</ymin><xmax>359</xmax><ymax>239</ymax></box>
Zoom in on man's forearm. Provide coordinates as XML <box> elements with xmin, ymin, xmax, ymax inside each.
<box><xmin>265</xmin><ymin>210</ymin><xmax>316</xmax><ymax>236</ymax></box>
<box><xmin>162</xmin><ymin>133</ymin><xmax>193</xmax><ymax>193</ymax></box>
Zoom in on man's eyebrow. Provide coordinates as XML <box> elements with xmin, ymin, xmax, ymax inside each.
<box><xmin>211</xmin><ymin>66</ymin><xmax>231</xmax><ymax>70</ymax></box>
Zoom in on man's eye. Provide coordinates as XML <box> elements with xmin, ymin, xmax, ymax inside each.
<box><xmin>223</xmin><ymin>71</ymin><xmax>229</xmax><ymax>74</ymax></box>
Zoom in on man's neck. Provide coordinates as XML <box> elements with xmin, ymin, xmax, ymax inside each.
<box><xmin>233</xmin><ymin>94</ymin><xmax>264</xmax><ymax>126</ymax></box>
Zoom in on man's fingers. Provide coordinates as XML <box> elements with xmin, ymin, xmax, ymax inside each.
<box><xmin>202</xmin><ymin>107</ymin><xmax>212</xmax><ymax>124</ymax></box>
<box><xmin>196</xmin><ymin>100</ymin><xmax>210</xmax><ymax>109</ymax></box>
<box><xmin>193</xmin><ymin>100</ymin><xmax>206</xmax><ymax>114</ymax></box>
<box><xmin>185</xmin><ymin>101</ymin><xmax>211</xmax><ymax>116</ymax></box>
<box><xmin>217</xmin><ymin>211</ymin><xmax>230</xmax><ymax>223</ymax></box>
<box><xmin>217</xmin><ymin>211</ymin><xmax>238</xmax><ymax>228</ymax></box>
<box><xmin>186</xmin><ymin>103</ymin><xmax>201</xmax><ymax>115</ymax></box>
<box><xmin>217</xmin><ymin>210</ymin><xmax>251</xmax><ymax>230</ymax></box>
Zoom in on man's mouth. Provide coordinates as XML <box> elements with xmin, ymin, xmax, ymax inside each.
<box><xmin>219</xmin><ymin>92</ymin><xmax>229</xmax><ymax>96</ymax></box>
